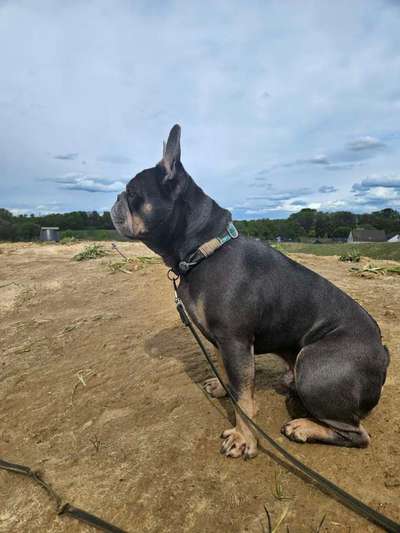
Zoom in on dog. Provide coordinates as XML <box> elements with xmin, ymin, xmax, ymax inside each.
<box><xmin>111</xmin><ymin>124</ymin><xmax>389</xmax><ymax>459</ymax></box>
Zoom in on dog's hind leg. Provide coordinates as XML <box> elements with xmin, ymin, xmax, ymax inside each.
<box><xmin>281</xmin><ymin>335</ymin><xmax>387</xmax><ymax>448</ymax></box>
<box><xmin>218</xmin><ymin>339</ymin><xmax>258</xmax><ymax>459</ymax></box>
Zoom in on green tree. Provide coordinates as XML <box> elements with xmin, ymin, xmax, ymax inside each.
<box><xmin>288</xmin><ymin>208</ymin><xmax>317</xmax><ymax>235</ymax></box>
<box><xmin>0</xmin><ymin>219</ymin><xmax>17</xmax><ymax>240</ymax></box>
<box><xmin>332</xmin><ymin>226</ymin><xmax>351</xmax><ymax>238</ymax></box>
<box><xmin>0</xmin><ymin>208</ymin><xmax>14</xmax><ymax>222</ymax></box>
<box><xmin>16</xmin><ymin>222</ymin><xmax>40</xmax><ymax>241</ymax></box>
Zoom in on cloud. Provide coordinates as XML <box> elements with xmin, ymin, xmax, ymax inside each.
<box><xmin>254</xmin><ymin>175</ymin><xmax>271</xmax><ymax>181</ymax></box>
<box><xmin>8</xmin><ymin>201</ymin><xmax>66</xmax><ymax>215</ymax></box>
<box><xmin>8</xmin><ymin>207</ymin><xmax>33</xmax><ymax>215</ymax></box>
<box><xmin>255</xmin><ymin>156</ymin><xmax>330</xmax><ymax>176</ymax></box>
<box><xmin>324</xmin><ymin>161</ymin><xmax>365</xmax><ymax>171</ymax></box>
<box><xmin>97</xmin><ymin>155</ymin><xmax>133</xmax><ymax>165</ymax></box>
<box><xmin>53</xmin><ymin>153</ymin><xmax>79</xmax><ymax>160</ymax></box>
<box><xmin>46</xmin><ymin>173</ymin><xmax>126</xmax><ymax>193</ymax></box>
<box><xmin>259</xmin><ymin>137</ymin><xmax>386</xmax><ymax>177</ymax></box>
<box><xmin>305</xmin><ymin>155</ymin><xmax>330</xmax><ymax>165</ymax></box>
<box><xmin>249</xmin><ymin>179</ymin><xmax>272</xmax><ymax>188</ymax></box>
<box><xmin>347</xmin><ymin>136</ymin><xmax>386</xmax><ymax>152</ymax></box>
<box><xmin>234</xmin><ymin>186</ymin><xmax>314</xmax><ymax>217</ymax></box>
<box><xmin>257</xmin><ymin>133</ymin><xmax>389</xmax><ymax>179</ymax></box>
<box><xmin>318</xmin><ymin>185</ymin><xmax>338</xmax><ymax>193</ymax></box>
<box><xmin>350</xmin><ymin>174</ymin><xmax>400</xmax><ymax>210</ymax></box>
<box><xmin>352</xmin><ymin>175</ymin><xmax>400</xmax><ymax>192</ymax></box>
<box><xmin>246</xmin><ymin>187</ymin><xmax>312</xmax><ymax>203</ymax></box>
<box><xmin>289</xmin><ymin>199</ymin><xmax>308</xmax><ymax>206</ymax></box>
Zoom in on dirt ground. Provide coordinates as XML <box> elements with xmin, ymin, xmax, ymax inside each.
<box><xmin>0</xmin><ymin>241</ymin><xmax>399</xmax><ymax>533</ymax></box>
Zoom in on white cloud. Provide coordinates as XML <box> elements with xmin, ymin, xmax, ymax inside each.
<box><xmin>352</xmin><ymin>174</ymin><xmax>400</xmax><ymax>191</ymax></box>
<box><xmin>319</xmin><ymin>185</ymin><xmax>338</xmax><ymax>193</ymax></box>
<box><xmin>49</xmin><ymin>173</ymin><xmax>125</xmax><ymax>193</ymax></box>
<box><xmin>347</xmin><ymin>136</ymin><xmax>386</xmax><ymax>151</ymax></box>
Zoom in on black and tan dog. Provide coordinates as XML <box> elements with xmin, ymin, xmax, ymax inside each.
<box><xmin>111</xmin><ymin>125</ymin><xmax>389</xmax><ymax>459</ymax></box>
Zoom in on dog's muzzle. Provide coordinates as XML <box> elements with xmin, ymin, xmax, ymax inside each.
<box><xmin>111</xmin><ymin>192</ymin><xmax>133</xmax><ymax>239</ymax></box>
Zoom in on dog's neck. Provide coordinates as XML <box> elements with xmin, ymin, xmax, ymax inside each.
<box><xmin>143</xmin><ymin>176</ymin><xmax>231</xmax><ymax>271</ymax></box>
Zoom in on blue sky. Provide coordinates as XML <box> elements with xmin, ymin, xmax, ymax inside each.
<box><xmin>1</xmin><ymin>0</ymin><xmax>400</xmax><ymax>219</ymax></box>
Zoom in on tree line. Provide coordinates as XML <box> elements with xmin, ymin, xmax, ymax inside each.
<box><xmin>0</xmin><ymin>207</ymin><xmax>399</xmax><ymax>242</ymax></box>
<box><xmin>0</xmin><ymin>209</ymin><xmax>113</xmax><ymax>241</ymax></box>
<box><xmin>235</xmin><ymin>208</ymin><xmax>400</xmax><ymax>241</ymax></box>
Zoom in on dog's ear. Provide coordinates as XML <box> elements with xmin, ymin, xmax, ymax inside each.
<box><xmin>161</xmin><ymin>124</ymin><xmax>181</xmax><ymax>181</ymax></box>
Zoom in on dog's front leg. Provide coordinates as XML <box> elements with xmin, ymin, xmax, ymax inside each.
<box><xmin>218</xmin><ymin>340</ymin><xmax>258</xmax><ymax>459</ymax></box>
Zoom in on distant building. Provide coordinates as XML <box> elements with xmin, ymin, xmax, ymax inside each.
<box><xmin>388</xmin><ymin>234</ymin><xmax>400</xmax><ymax>243</ymax></box>
<box><xmin>40</xmin><ymin>227</ymin><xmax>60</xmax><ymax>242</ymax></box>
<box><xmin>347</xmin><ymin>229</ymin><xmax>386</xmax><ymax>243</ymax></box>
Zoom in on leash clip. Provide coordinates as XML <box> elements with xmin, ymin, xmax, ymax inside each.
<box><xmin>175</xmin><ymin>298</ymin><xmax>191</xmax><ymax>326</ymax></box>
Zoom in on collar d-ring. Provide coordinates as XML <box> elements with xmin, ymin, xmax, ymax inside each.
<box><xmin>167</xmin><ymin>268</ymin><xmax>180</xmax><ymax>282</ymax></box>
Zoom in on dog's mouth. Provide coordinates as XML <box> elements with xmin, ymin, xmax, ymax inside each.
<box><xmin>111</xmin><ymin>194</ymin><xmax>135</xmax><ymax>240</ymax></box>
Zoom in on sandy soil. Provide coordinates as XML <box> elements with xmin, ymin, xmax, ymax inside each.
<box><xmin>0</xmin><ymin>241</ymin><xmax>399</xmax><ymax>533</ymax></box>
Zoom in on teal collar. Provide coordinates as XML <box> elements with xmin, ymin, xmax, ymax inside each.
<box><xmin>177</xmin><ymin>222</ymin><xmax>239</xmax><ymax>275</ymax></box>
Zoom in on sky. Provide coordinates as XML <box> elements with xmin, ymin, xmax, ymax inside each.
<box><xmin>1</xmin><ymin>0</ymin><xmax>400</xmax><ymax>220</ymax></box>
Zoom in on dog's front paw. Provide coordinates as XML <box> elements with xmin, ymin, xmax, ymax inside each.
<box><xmin>203</xmin><ymin>377</ymin><xmax>227</xmax><ymax>398</ymax></box>
<box><xmin>220</xmin><ymin>428</ymin><xmax>258</xmax><ymax>459</ymax></box>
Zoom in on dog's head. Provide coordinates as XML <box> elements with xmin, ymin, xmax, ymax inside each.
<box><xmin>111</xmin><ymin>125</ymin><xmax>187</xmax><ymax>241</ymax></box>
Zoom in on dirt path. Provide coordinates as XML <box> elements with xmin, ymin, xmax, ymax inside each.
<box><xmin>0</xmin><ymin>242</ymin><xmax>399</xmax><ymax>532</ymax></box>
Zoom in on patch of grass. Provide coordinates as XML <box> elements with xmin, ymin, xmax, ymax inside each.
<box><xmin>136</xmin><ymin>255</ymin><xmax>162</xmax><ymax>265</ymax></box>
<box><xmin>107</xmin><ymin>259</ymin><xmax>137</xmax><ymax>274</ymax></box>
<box><xmin>350</xmin><ymin>263</ymin><xmax>400</xmax><ymax>277</ymax></box>
<box><xmin>315</xmin><ymin>515</ymin><xmax>327</xmax><ymax>533</ymax></box>
<box><xmin>73</xmin><ymin>244</ymin><xmax>109</xmax><ymax>261</ymax></box>
<box><xmin>277</xmin><ymin>242</ymin><xmax>400</xmax><ymax>262</ymax></box>
<box><xmin>272</xmin><ymin>243</ymin><xmax>288</xmax><ymax>256</ymax></box>
<box><xmin>60</xmin><ymin>236</ymin><xmax>78</xmax><ymax>245</ymax></box>
<box><xmin>262</xmin><ymin>504</ymin><xmax>290</xmax><ymax>533</ymax></box>
<box><xmin>271</xmin><ymin>471</ymin><xmax>291</xmax><ymax>501</ymax></box>
<box><xmin>338</xmin><ymin>249</ymin><xmax>361</xmax><ymax>262</ymax></box>
<box><xmin>106</xmin><ymin>255</ymin><xmax>161</xmax><ymax>274</ymax></box>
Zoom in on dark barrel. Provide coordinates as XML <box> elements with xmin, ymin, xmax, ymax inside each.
<box><xmin>40</xmin><ymin>227</ymin><xmax>60</xmax><ymax>242</ymax></box>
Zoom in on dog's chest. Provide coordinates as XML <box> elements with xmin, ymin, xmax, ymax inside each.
<box><xmin>187</xmin><ymin>294</ymin><xmax>208</xmax><ymax>329</ymax></box>
<box><xmin>179</xmin><ymin>289</ymin><xmax>210</xmax><ymax>332</ymax></box>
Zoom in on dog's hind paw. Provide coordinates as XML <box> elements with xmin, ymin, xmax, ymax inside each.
<box><xmin>203</xmin><ymin>377</ymin><xmax>227</xmax><ymax>398</ymax></box>
<box><xmin>220</xmin><ymin>428</ymin><xmax>258</xmax><ymax>459</ymax></box>
<box><xmin>281</xmin><ymin>418</ymin><xmax>335</xmax><ymax>444</ymax></box>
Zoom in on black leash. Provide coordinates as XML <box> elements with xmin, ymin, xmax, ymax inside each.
<box><xmin>0</xmin><ymin>458</ymin><xmax>127</xmax><ymax>532</ymax></box>
<box><xmin>171</xmin><ymin>276</ymin><xmax>400</xmax><ymax>533</ymax></box>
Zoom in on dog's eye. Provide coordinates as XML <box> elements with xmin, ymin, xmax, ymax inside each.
<box><xmin>127</xmin><ymin>190</ymin><xmax>143</xmax><ymax>208</ymax></box>
<box><xmin>127</xmin><ymin>189</ymin><xmax>138</xmax><ymax>201</ymax></box>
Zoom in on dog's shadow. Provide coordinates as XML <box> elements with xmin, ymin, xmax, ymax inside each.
<box><xmin>144</xmin><ymin>325</ymin><xmax>306</xmax><ymax>421</ymax></box>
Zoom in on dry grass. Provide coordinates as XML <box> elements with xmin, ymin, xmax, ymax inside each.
<box><xmin>73</xmin><ymin>243</ymin><xmax>109</xmax><ymax>261</ymax></box>
<box><xmin>263</xmin><ymin>504</ymin><xmax>290</xmax><ymax>533</ymax></box>
<box><xmin>350</xmin><ymin>263</ymin><xmax>400</xmax><ymax>277</ymax></box>
<box><xmin>106</xmin><ymin>256</ymin><xmax>161</xmax><ymax>274</ymax></box>
<box><xmin>271</xmin><ymin>471</ymin><xmax>291</xmax><ymax>502</ymax></box>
